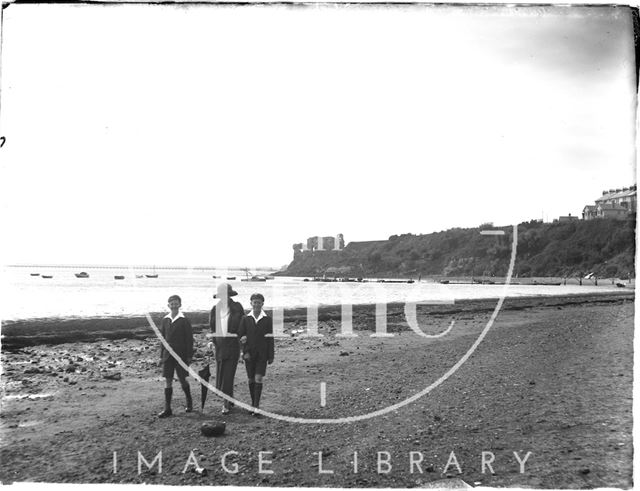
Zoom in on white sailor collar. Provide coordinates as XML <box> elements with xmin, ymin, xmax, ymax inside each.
<box><xmin>247</xmin><ymin>310</ymin><xmax>267</xmax><ymax>323</ymax></box>
<box><xmin>164</xmin><ymin>311</ymin><xmax>185</xmax><ymax>323</ymax></box>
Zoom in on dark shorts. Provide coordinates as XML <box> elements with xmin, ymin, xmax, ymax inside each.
<box><xmin>244</xmin><ymin>354</ymin><xmax>268</xmax><ymax>379</ymax></box>
<box><xmin>162</xmin><ymin>356</ymin><xmax>188</xmax><ymax>380</ymax></box>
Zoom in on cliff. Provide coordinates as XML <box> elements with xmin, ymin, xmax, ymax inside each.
<box><xmin>281</xmin><ymin>217</ymin><xmax>636</xmax><ymax>278</ymax></box>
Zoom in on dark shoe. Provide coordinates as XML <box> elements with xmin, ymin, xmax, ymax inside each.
<box><xmin>158</xmin><ymin>408</ymin><xmax>173</xmax><ymax>418</ymax></box>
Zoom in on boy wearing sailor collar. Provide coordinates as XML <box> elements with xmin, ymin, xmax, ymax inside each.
<box><xmin>157</xmin><ymin>294</ymin><xmax>194</xmax><ymax>418</ymax></box>
<box><xmin>238</xmin><ymin>293</ymin><xmax>275</xmax><ymax>416</ymax></box>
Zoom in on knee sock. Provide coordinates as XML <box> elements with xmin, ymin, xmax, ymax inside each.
<box><xmin>249</xmin><ymin>380</ymin><xmax>256</xmax><ymax>406</ymax></box>
<box><xmin>254</xmin><ymin>382</ymin><xmax>263</xmax><ymax>408</ymax></box>
<box><xmin>181</xmin><ymin>382</ymin><xmax>192</xmax><ymax>410</ymax></box>
<box><xmin>164</xmin><ymin>387</ymin><xmax>173</xmax><ymax>411</ymax></box>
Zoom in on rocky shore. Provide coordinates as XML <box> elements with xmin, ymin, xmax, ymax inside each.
<box><xmin>0</xmin><ymin>292</ymin><xmax>634</xmax><ymax>487</ymax></box>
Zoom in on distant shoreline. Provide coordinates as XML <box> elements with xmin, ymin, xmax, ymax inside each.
<box><xmin>2</xmin><ymin>291</ymin><xmax>634</xmax><ymax>349</ymax></box>
<box><xmin>5</xmin><ymin>264</ymin><xmax>280</xmax><ymax>271</ymax></box>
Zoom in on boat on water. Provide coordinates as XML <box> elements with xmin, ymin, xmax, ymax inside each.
<box><xmin>42</xmin><ymin>275</ymin><xmax>53</xmax><ymax>279</ymax></box>
<box><xmin>145</xmin><ymin>274</ymin><xmax>158</xmax><ymax>278</ymax></box>
<box><xmin>30</xmin><ymin>273</ymin><xmax>40</xmax><ymax>276</ymax></box>
<box><xmin>226</xmin><ymin>276</ymin><xmax>236</xmax><ymax>280</ymax></box>
<box><xmin>114</xmin><ymin>275</ymin><xmax>125</xmax><ymax>280</ymax></box>
<box><xmin>75</xmin><ymin>272</ymin><xmax>90</xmax><ymax>278</ymax></box>
<box><xmin>212</xmin><ymin>275</ymin><xmax>220</xmax><ymax>279</ymax></box>
<box><xmin>241</xmin><ymin>275</ymin><xmax>267</xmax><ymax>282</ymax></box>
<box><xmin>241</xmin><ymin>268</ymin><xmax>268</xmax><ymax>282</ymax></box>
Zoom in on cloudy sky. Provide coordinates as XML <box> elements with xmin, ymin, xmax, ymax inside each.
<box><xmin>1</xmin><ymin>4</ymin><xmax>636</xmax><ymax>268</ymax></box>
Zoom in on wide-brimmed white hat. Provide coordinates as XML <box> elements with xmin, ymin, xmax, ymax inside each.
<box><xmin>213</xmin><ymin>282</ymin><xmax>238</xmax><ymax>298</ymax></box>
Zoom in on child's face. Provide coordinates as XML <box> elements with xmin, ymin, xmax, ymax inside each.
<box><xmin>168</xmin><ymin>299</ymin><xmax>181</xmax><ymax>312</ymax></box>
<box><xmin>251</xmin><ymin>299</ymin><xmax>264</xmax><ymax>311</ymax></box>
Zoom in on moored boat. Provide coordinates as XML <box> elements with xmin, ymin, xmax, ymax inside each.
<box><xmin>75</xmin><ymin>272</ymin><xmax>89</xmax><ymax>278</ymax></box>
<box><xmin>114</xmin><ymin>275</ymin><xmax>125</xmax><ymax>280</ymax></box>
<box><xmin>241</xmin><ymin>276</ymin><xmax>267</xmax><ymax>282</ymax></box>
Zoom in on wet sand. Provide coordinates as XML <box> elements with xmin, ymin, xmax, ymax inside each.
<box><xmin>0</xmin><ymin>292</ymin><xmax>634</xmax><ymax>487</ymax></box>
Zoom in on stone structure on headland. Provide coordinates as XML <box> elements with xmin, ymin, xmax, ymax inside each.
<box><xmin>293</xmin><ymin>234</ymin><xmax>345</xmax><ymax>257</ymax></box>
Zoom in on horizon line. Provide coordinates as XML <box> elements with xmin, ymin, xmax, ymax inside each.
<box><xmin>5</xmin><ymin>264</ymin><xmax>283</xmax><ymax>270</ymax></box>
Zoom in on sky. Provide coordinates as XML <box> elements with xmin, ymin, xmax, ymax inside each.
<box><xmin>1</xmin><ymin>4</ymin><xmax>636</xmax><ymax>268</ymax></box>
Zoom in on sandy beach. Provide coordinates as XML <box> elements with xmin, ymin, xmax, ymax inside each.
<box><xmin>0</xmin><ymin>292</ymin><xmax>633</xmax><ymax>487</ymax></box>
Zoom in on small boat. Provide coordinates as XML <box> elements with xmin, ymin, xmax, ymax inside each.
<box><xmin>75</xmin><ymin>272</ymin><xmax>90</xmax><ymax>278</ymax></box>
<box><xmin>42</xmin><ymin>275</ymin><xmax>53</xmax><ymax>279</ymax></box>
<box><xmin>241</xmin><ymin>276</ymin><xmax>267</xmax><ymax>282</ymax></box>
<box><xmin>241</xmin><ymin>269</ymin><xmax>267</xmax><ymax>282</ymax></box>
<box><xmin>114</xmin><ymin>275</ymin><xmax>125</xmax><ymax>280</ymax></box>
<box><xmin>135</xmin><ymin>274</ymin><xmax>144</xmax><ymax>279</ymax></box>
<box><xmin>212</xmin><ymin>275</ymin><xmax>220</xmax><ymax>279</ymax></box>
<box><xmin>440</xmin><ymin>280</ymin><xmax>450</xmax><ymax>284</ymax></box>
<box><xmin>145</xmin><ymin>274</ymin><xmax>158</xmax><ymax>278</ymax></box>
<box><xmin>30</xmin><ymin>273</ymin><xmax>40</xmax><ymax>276</ymax></box>
<box><xmin>616</xmin><ymin>282</ymin><xmax>626</xmax><ymax>288</ymax></box>
<box><xmin>226</xmin><ymin>276</ymin><xmax>236</xmax><ymax>280</ymax></box>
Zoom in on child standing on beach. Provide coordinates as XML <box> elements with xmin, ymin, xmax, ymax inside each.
<box><xmin>238</xmin><ymin>293</ymin><xmax>274</xmax><ymax>416</ymax></box>
<box><xmin>158</xmin><ymin>295</ymin><xmax>194</xmax><ymax>418</ymax></box>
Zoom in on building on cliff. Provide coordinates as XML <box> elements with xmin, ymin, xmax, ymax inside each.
<box><xmin>583</xmin><ymin>185</ymin><xmax>636</xmax><ymax>220</ymax></box>
<box><xmin>292</xmin><ymin>234</ymin><xmax>345</xmax><ymax>256</ymax></box>
<box><xmin>555</xmin><ymin>214</ymin><xmax>580</xmax><ymax>223</ymax></box>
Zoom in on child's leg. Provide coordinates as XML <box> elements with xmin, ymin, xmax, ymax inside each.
<box><xmin>177</xmin><ymin>372</ymin><xmax>193</xmax><ymax>412</ymax></box>
<box><xmin>253</xmin><ymin>362</ymin><xmax>266</xmax><ymax>410</ymax></box>
<box><xmin>159</xmin><ymin>375</ymin><xmax>173</xmax><ymax>418</ymax></box>
<box><xmin>245</xmin><ymin>359</ymin><xmax>256</xmax><ymax>406</ymax></box>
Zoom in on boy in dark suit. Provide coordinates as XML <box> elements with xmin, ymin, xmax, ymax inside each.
<box><xmin>238</xmin><ymin>293</ymin><xmax>274</xmax><ymax>415</ymax></box>
<box><xmin>158</xmin><ymin>294</ymin><xmax>194</xmax><ymax>418</ymax></box>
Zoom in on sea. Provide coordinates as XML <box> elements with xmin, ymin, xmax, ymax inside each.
<box><xmin>2</xmin><ymin>266</ymin><xmax>625</xmax><ymax>322</ymax></box>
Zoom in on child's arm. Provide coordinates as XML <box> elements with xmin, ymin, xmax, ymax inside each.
<box><xmin>267</xmin><ymin>317</ymin><xmax>274</xmax><ymax>363</ymax></box>
<box><xmin>159</xmin><ymin>319</ymin><xmax>166</xmax><ymax>364</ymax></box>
<box><xmin>184</xmin><ymin>317</ymin><xmax>194</xmax><ymax>364</ymax></box>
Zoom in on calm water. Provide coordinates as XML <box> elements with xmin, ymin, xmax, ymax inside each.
<box><xmin>3</xmin><ymin>266</ymin><xmax>624</xmax><ymax>321</ymax></box>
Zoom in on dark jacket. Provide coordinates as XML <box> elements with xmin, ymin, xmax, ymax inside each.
<box><xmin>238</xmin><ymin>312</ymin><xmax>274</xmax><ymax>362</ymax></box>
<box><xmin>210</xmin><ymin>299</ymin><xmax>244</xmax><ymax>360</ymax></box>
<box><xmin>160</xmin><ymin>315</ymin><xmax>194</xmax><ymax>362</ymax></box>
